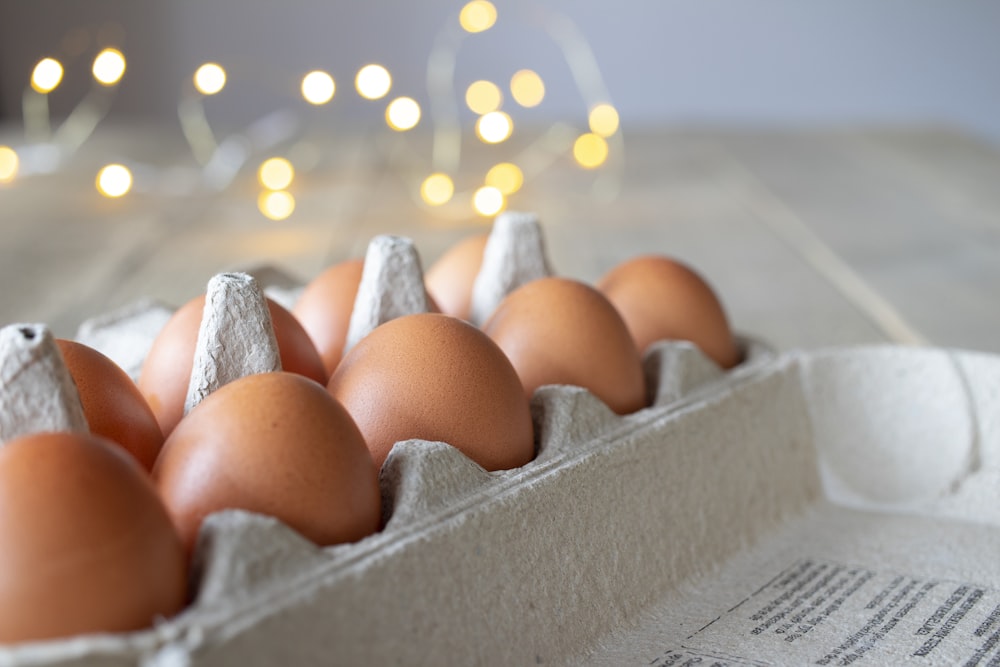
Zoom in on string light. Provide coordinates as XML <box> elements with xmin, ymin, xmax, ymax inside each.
<box><xmin>465</xmin><ymin>80</ymin><xmax>502</xmax><ymax>114</ymax></box>
<box><xmin>355</xmin><ymin>64</ymin><xmax>391</xmax><ymax>100</ymax></box>
<box><xmin>420</xmin><ymin>173</ymin><xmax>454</xmax><ymax>206</ymax></box>
<box><xmin>572</xmin><ymin>133</ymin><xmax>608</xmax><ymax>169</ymax></box>
<box><xmin>194</xmin><ymin>63</ymin><xmax>226</xmax><ymax>95</ymax></box>
<box><xmin>31</xmin><ymin>58</ymin><xmax>64</xmax><ymax>94</ymax></box>
<box><xmin>473</xmin><ymin>185</ymin><xmax>505</xmax><ymax>216</ymax></box>
<box><xmin>510</xmin><ymin>70</ymin><xmax>544</xmax><ymax>108</ymax></box>
<box><xmin>485</xmin><ymin>162</ymin><xmax>523</xmax><ymax>195</ymax></box>
<box><xmin>386</xmin><ymin>97</ymin><xmax>421</xmax><ymax>131</ymax></box>
<box><xmin>258</xmin><ymin>190</ymin><xmax>295</xmax><ymax>221</ymax></box>
<box><xmin>92</xmin><ymin>48</ymin><xmax>126</xmax><ymax>86</ymax></box>
<box><xmin>476</xmin><ymin>111</ymin><xmax>513</xmax><ymax>144</ymax></box>
<box><xmin>459</xmin><ymin>1</ymin><xmax>497</xmax><ymax>33</ymax></box>
<box><xmin>588</xmin><ymin>103</ymin><xmax>619</xmax><ymax>137</ymax></box>
<box><xmin>301</xmin><ymin>70</ymin><xmax>335</xmax><ymax>105</ymax></box>
<box><xmin>258</xmin><ymin>157</ymin><xmax>294</xmax><ymax>190</ymax></box>
<box><xmin>0</xmin><ymin>147</ymin><xmax>18</xmax><ymax>183</ymax></box>
<box><xmin>96</xmin><ymin>164</ymin><xmax>132</xmax><ymax>198</ymax></box>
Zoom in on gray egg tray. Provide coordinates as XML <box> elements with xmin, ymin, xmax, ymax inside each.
<box><xmin>5</xmin><ymin>272</ymin><xmax>1000</xmax><ymax>666</ymax></box>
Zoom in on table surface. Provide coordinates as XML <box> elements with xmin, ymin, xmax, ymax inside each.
<box><xmin>1</xmin><ymin>122</ymin><xmax>998</xmax><ymax>356</ymax></box>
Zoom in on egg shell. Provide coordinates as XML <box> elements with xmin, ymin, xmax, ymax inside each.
<box><xmin>482</xmin><ymin>276</ymin><xmax>647</xmax><ymax>415</ymax></box>
<box><xmin>138</xmin><ymin>295</ymin><xmax>328</xmax><ymax>437</ymax></box>
<box><xmin>0</xmin><ymin>432</ymin><xmax>187</xmax><ymax>643</ymax></box>
<box><xmin>291</xmin><ymin>258</ymin><xmax>365</xmax><ymax>375</ymax></box>
<box><xmin>328</xmin><ymin>313</ymin><xmax>534</xmax><ymax>472</ymax></box>
<box><xmin>153</xmin><ymin>371</ymin><xmax>381</xmax><ymax>555</ymax></box>
<box><xmin>56</xmin><ymin>339</ymin><xmax>164</xmax><ymax>471</ymax></box>
<box><xmin>596</xmin><ymin>255</ymin><xmax>741</xmax><ymax>369</ymax></box>
<box><xmin>424</xmin><ymin>233</ymin><xmax>488</xmax><ymax>320</ymax></box>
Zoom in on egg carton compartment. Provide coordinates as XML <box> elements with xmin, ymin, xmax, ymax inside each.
<box><xmin>10</xmin><ymin>275</ymin><xmax>1000</xmax><ymax>665</ymax></box>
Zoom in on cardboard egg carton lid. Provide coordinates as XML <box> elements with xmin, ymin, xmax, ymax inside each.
<box><xmin>15</xmin><ymin>284</ymin><xmax>1000</xmax><ymax>666</ymax></box>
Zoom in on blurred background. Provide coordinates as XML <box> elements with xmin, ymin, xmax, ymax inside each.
<box><xmin>0</xmin><ymin>0</ymin><xmax>997</xmax><ymax>355</ymax></box>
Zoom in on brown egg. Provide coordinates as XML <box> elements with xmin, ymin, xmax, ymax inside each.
<box><xmin>0</xmin><ymin>432</ymin><xmax>187</xmax><ymax>643</ymax></box>
<box><xmin>482</xmin><ymin>277</ymin><xmax>647</xmax><ymax>415</ymax></box>
<box><xmin>56</xmin><ymin>339</ymin><xmax>163</xmax><ymax>471</ymax></box>
<box><xmin>596</xmin><ymin>255</ymin><xmax>741</xmax><ymax>369</ymax></box>
<box><xmin>328</xmin><ymin>313</ymin><xmax>534</xmax><ymax>472</ymax></box>
<box><xmin>292</xmin><ymin>258</ymin><xmax>365</xmax><ymax>375</ymax></box>
<box><xmin>154</xmin><ymin>371</ymin><xmax>380</xmax><ymax>555</ymax></box>
<box><xmin>424</xmin><ymin>233</ymin><xmax>488</xmax><ymax>320</ymax></box>
<box><xmin>139</xmin><ymin>295</ymin><xmax>328</xmax><ymax>437</ymax></box>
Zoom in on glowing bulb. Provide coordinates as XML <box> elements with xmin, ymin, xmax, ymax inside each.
<box><xmin>476</xmin><ymin>111</ymin><xmax>513</xmax><ymax>144</ymax></box>
<box><xmin>258</xmin><ymin>191</ymin><xmax>295</xmax><ymax>221</ymax></box>
<box><xmin>465</xmin><ymin>80</ymin><xmax>502</xmax><ymax>115</ymax></box>
<box><xmin>485</xmin><ymin>163</ymin><xmax>523</xmax><ymax>195</ymax></box>
<box><xmin>473</xmin><ymin>186</ymin><xmax>505</xmax><ymax>216</ymax></box>
<box><xmin>0</xmin><ymin>146</ymin><xmax>18</xmax><ymax>183</ymax></box>
<box><xmin>510</xmin><ymin>70</ymin><xmax>544</xmax><ymax>108</ymax></box>
<box><xmin>420</xmin><ymin>173</ymin><xmax>454</xmax><ymax>206</ymax></box>
<box><xmin>386</xmin><ymin>97</ymin><xmax>421</xmax><ymax>131</ymax></box>
<box><xmin>194</xmin><ymin>63</ymin><xmax>226</xmax><ymax>95</ymax></box>
<box><xmin>258</xmin><ymin>157</ymin><xmax>294</xmax><ymax>191</ymax></box>
<box><xmin>301</xmin><ymin>70</ymin><xmax>335</xmax><ymax>105</ymax></box>
<box><xmin>588</xmin><ymin>103</ymin><xmax>620</xmax><ymax>137</ymax></box>
<box><xmin>96</xmin><ymin>164</ymin><xmax>133</xmax><ymax>198</ymax></box>
<box><xmin>92</xmin><ymin>48</ymin><xmax>126</xmax><ymax>86</ymax></box>
<box><xmin>31</xmin><ymin>58</ymin><xmax>64</xmax><ymax>94</ymax></box>
<box><xmin>460</xmin><ymin>0</ymin><xmax>497</xmax><ymax>33</ymax></box>
<box><xmin>573</xmin><ymin>133</ymin><xmax>609</xmax><ymax>169</ymax></box>
<box><xmin>355</xmin><ymin>64</ymin><xmax>391</xmax><ymax>100</ymax></box>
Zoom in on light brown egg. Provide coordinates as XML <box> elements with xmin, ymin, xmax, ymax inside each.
<box><xmin>56</xmin><ymin>339</ymin><xmax>164</xmax><ymax>471</ymax></box>
<box><xmin>138</xmin><ymin>295</ymin><xmax>327</xmax><ymax>437</ymax></box>
<box><xmin>328</xmin><ymin>313</ymin><xmax>534</xmax><ymax>472</ymax></box>
<box><xmin>424</xmin><ymin>233</ymin><xmax>488</xmax><ymax>320</ymax></box>
<box><xmin>153</xmin><ymin>371</ymin><xmax>380</xmax><ymax>555</ymax></box>
<box><xmin>291</xmin><ymin>258</ymin><xmax>365</xmax><ymax>375</ymax></box>
<box><xmin>596</xmin><ymin>255</ymin><xmax>741</xmax><ymax>369</ymax></box>
<box><xmin>482</xmin><ymin>277</ymin><xmax>647</xmax><ymax>415</ymax></box>
<box><xmin>0</xmin><ymin>432</ymin><xmax>187</xmax><ymax>643</ymax></box>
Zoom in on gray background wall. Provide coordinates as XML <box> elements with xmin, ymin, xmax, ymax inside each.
<box><xmin>1</xmin><ymin>1</ymin><xmax>999</xmax><ymax>143</ymax></box>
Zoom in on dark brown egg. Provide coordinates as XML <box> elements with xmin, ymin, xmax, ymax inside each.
<box><xmin>424</xmin><ymin>233</ymin><xmax>488</xmax><ymax>320</ymax></box>
<box><xmin>291</xmin><ymin>258</ymin><xmax>365</xmax><ymax>375</ymax></box>
<box><xmin>0</xmin><ymin>432</ymin><xmax>187</xmax><ymax>643</ymax></box>
<box><xmin>328</xmin><ymin>313</ymin><xmax>534</xmax><ymax>471</ymax></box>
<box><xmin>153</xmin><ymin>372</ymin><xmax>380</xmax><ymax>555</ymax></box>
<box><xmin>56</xmin><ymin>339</ymin><xmax>163</xmax><ymax>471</ymax></box>
<box><xmin>596</xmin><ymin>255</ymin><xmax>740</xmax><ymax>369</ymax></box>
<box><xmin>482</xmin><ymin>277</ymin><xmax>647</xmax><ymax>415</ymax></box>
<box><xmin>138</xmin><ymin>295</ymin><xmax>328</xmax><ymax>437</ymax></box>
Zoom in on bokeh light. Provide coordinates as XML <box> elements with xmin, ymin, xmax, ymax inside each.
<box><xmin>258</xmin><ymin>157</ymin><xmax>294</xmax><ymax>190</ymax></box>
<box><xmin>0</xmin><ymin>146</ymin><xmax>19</xmax><ymax>183</ymax></box>
<box><xmin>258</xmin><ymin>191</ymin><xmax>296</xmax><ymax>221</ymax></box>
<box><xmin>386</xmin><ymin>97</ymin><xmax>421</xmax><ymax>131</ymax></box>
<box><xmin>473</xmin><ymin>186</ymin><xmax>505</xmax><ymax>216</ymax></box>
<box><xmin>92</xmin><ymin>48</ymin><xmax>126</xmax><ymax>86</ymax></box>
<box><xmin>476</xmin><ymin>111</ymin><xmax>513</xmax><ymax>144</ymax></box>
<box><xmin>465</xmin><ymin>80</ymin><xmax>502</xmax><ymax>115</ymax></box>
<box><xmin>31</xmin><ymin>58</ymin><xmax>64</xmax><ymax>94</ymax></box>
<box><xmin>420</xmin><ymin>173</ymin><xmax>455</xmax><ymax>206</ymax></box>
<box><xmin>510</xmin><ymin>70</ymin><xmax>544</xmax><ymax>108</ymax></box>
<box><xmin>194</xmin><ymin>63</ymin><xmax>226</xmax><ymax>95</ymax></box>
<box><xmin>301</xmin><ymin>70</ymin><xmax>335</xmax><ymax>105</ymax></box>
<box><xmin>485</xmin><ymin>162</ymin><xmax>523</xmax><ymax>195</ymax></box>
<box><xmin>96</xmin><ymin>164</ymin><xmax>133</xmax><ymax>198</ymax></box>
<box><xmin>355</xmin><ymin>64</ymin><xmax>392</xmax><ymax>100</ymax></box>
<box><xmin>572</xmin><ymin>133</ymin><xmax>609</xmax><ymax>169</ymax></box>
<box><xmin>459</xmin><ymin>1</ymin><xmax>497</xmax><ymax>33</ymax></box>
<box><xmin>588</xmin><ymin>103</ymin><xmax>620</xmax><ymax>137</ymax></box>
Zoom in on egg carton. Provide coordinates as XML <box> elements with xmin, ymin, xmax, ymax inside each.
<box><xmin>8</xmin><ymin>274</ymin><xmax>1000</xmax><ymax>665</ymax></box>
